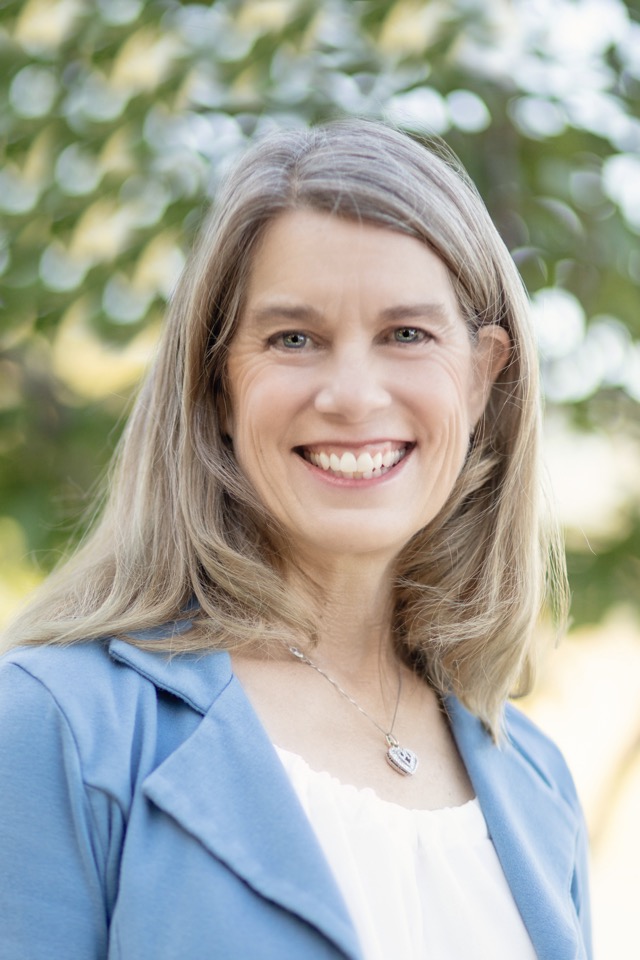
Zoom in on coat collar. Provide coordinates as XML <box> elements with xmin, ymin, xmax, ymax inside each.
<box><xmin>109</xmin><ymin>639</ymin><xmax>585</xmax><ymax>960</ymax></box>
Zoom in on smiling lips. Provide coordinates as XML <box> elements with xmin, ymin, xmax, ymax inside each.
<box><xmin>299</xmin><ymin>443</ymin><xmax>411</xmax><ymax>480</ymax></box>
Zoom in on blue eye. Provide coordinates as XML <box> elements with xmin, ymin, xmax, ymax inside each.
<box><xmin>275</xmin><ymin>331</ymin><xmax>308</xmax><ymax>349</ymax></box>
<box><xmin>393</xmin><ymin>327</ymin><xmax>425</xmax><ymax>343</ymax></box>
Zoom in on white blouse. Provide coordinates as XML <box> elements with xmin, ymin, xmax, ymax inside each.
<box><xmin>275</xmin><ymin>746</ymin><xmax>538</xmax><ymax>960</ymax></box>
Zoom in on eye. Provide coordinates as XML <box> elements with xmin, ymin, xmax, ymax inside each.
<box><xmin>270</xmin><ymin>331</ymin><xmax>309</xmax><ymax>350</ymax></box>
<box><xmin>391</xmin><ymin>327</ymin><xmax>430</xmax><ymax>344</ymax></box>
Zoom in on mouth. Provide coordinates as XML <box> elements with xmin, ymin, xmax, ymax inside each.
<box><xmin>295</xmin><ymin>442</ymin><xmax>414</xmax><ymax>480</ymax></box>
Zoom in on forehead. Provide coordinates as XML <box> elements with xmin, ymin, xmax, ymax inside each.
<box><xmin>242</xmin><ymin>209</ymin><xmax>460</xmax><ymax>318</ymax></box>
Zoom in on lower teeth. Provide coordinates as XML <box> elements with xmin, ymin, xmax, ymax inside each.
<box><xmin>315</xmin><ymin>462</ymin><xmax>392</xmax><ymax>479</ymax></box>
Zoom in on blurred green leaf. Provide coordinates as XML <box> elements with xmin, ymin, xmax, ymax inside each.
<box><xmin>1</xmin><ymin>0</ymin><xmax>639</xmax><ymax>626</ymax></box>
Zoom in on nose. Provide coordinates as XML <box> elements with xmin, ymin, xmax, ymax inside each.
<box><xmin>313</xmin><ymin>347</ymin><xmax>392</xmax><ymax>421</ymax></box>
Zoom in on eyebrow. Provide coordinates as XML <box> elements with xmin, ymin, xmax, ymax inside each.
<box><xmin>377</xmin><ymin>302</ymin><xmax>452</xmax><ymax>324</ymax></box>
<box><xmin>246</xmin><ymin>301</ymin><xmax>452</xmax><ymax>327</ymax></box>
<box><xmin>246</xmin><ymin>304</ymin><xmax>323</xmax><ymax>326</ymax></box>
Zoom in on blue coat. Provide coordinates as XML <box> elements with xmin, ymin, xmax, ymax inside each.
<box><xmin>0</xmin><ymin>633</ymin><xmax>592</xmax><ymax>959</ymax></box>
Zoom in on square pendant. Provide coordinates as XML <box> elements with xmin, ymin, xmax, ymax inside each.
<box><xmin>386</xmin><ymin>744</ymin><xmax>418</xmax><ymax>776</ymax></box>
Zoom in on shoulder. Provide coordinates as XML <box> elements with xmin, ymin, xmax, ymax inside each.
<box><xmin>1</xmin><ymin>641</ymin><xmax>155</xmax><ymax>732</ymax></box>
<box><xmin>1</xmin><ymin>630</ymin><xmax>232</xmax><ymax>715</ymax></box>
<box><xmin>3</xmin><ymin>638</ymin><xmax>120</xmax><ymax>689</ymax></box>
<box><xmin>502</xmin><ymin>700</ymin><xmax>581</xmax><ymax>808</ymax></box>
<box><xmin>448</xmin><ymin>693</ymin><xmax>583</xmax><ymax>818</ymax></box>
<box><xmin>0</xmin><ymin>643</ymin><xmax>155</xmax><ymax>794</ymax></box>
<box><xmin>0</xmin><ymin>637</ymin><xmax>232</xmax><ymax>794</ymax></box>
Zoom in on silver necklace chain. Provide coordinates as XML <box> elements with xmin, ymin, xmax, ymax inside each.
<box><xmin>288</xmin><ymin>645</ymin><xmax>402</xmax><ymax>744</ymax></box>
<box><xmin>287</xmin><ymin>645</ymin><xmax>419</xmax><ymax>776</ymax></box>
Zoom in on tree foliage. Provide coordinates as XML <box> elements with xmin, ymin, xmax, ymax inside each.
<box><xmin>1</xmin><ymin>0</ymin><xmax>639</xmax><ymax>625</ymax></box>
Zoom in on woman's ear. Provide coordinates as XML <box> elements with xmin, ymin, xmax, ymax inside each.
<box><xmin>468</xmin><ymin>324</ymin><xmax>511</xmax><ymax>426</ymax></box>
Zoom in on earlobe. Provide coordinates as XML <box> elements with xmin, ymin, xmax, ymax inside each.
<box><xmin>470</xmin><ymin>324</ymin><xmax>512</xmax><ymax>424</ymax></box>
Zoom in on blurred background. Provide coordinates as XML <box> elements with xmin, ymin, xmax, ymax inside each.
<box><xmin>0</xmin><ymin>0</ymin><xmax>638</xmax><ymax>952</ymax></box>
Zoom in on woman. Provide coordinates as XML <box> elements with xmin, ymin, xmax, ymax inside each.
<box><xmin>0</xmin><ymin>120</ymin><xmax>591</xmax><ymax>959</ymax></box>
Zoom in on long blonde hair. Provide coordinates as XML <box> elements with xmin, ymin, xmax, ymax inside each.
<box><xmin>4</xmin><ymin>120</ymin><xmax>568</xmax><ymax>733</ymax></box>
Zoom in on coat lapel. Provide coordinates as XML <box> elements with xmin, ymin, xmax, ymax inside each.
<box><xmin>447</xmin><ymin>696</ymin><xmax>586</xmax><ymax>960</ymax></box>
<box><xmin>137</xmin><ymin>660</ymin><xmax>362</xmax><ymax>960</ymax></box>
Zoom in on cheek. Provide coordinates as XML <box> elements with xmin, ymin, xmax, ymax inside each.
<box><xmin>226</xmin><ymin>362</ymin><xmax>295</xmax><ymax>469</ymax></box>
<box><xmin>225</xmin><ymin>356</ymin><xmax>267</xmax><ymax>438</ymax></box>
<box><xmin>409</xmin><ymin>355</ymin><xmax>476</xmax><ymax>433</ymax></box>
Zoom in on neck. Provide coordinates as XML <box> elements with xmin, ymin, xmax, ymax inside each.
<box><xmin>286</xmin><ymin>552</ymin><xmax>399</xmax><ymax>682</ymax></box>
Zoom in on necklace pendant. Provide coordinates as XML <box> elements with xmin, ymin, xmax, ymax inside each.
<box><xmin>287</xmin><ymin>645</ymin><xmax>415</xmax><ymax>776</ymax></box>
<box><xmin>386</xmin><ymin>741</ymin><xmax>419</xmax><ymax>776</ymax></box>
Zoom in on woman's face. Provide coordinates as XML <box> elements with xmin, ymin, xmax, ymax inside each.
<box><xmin>226</xmin><ymin>209</ymin><xmax>508</xmax><ymax>569</ymax></box>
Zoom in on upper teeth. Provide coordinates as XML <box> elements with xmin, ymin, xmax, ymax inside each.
<box><xmin>305</xmin><ymin>447</ymin><xmax>406</xmax><ymax>478</ymax></box>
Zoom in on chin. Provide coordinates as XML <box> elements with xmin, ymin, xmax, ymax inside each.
<box><xmin>290</xmin><ymin>521</ymin><xmax>424</xmax><ymax>567</ymax></box>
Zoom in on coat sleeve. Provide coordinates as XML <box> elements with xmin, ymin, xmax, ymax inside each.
<box><xmin>0</xmin><ymin>660</ymin><xmax>118</xmax><ymax>960</ymax></box>
<box><xmin>572</xmin><ymin>804</ymin><xmax>593</xmax><ymax>960</ymax></box>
